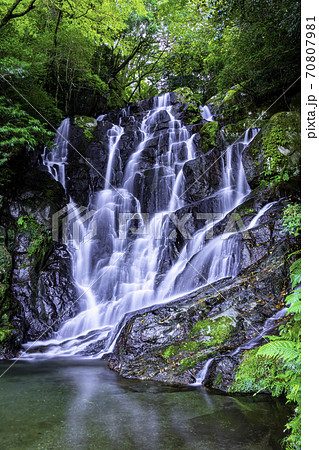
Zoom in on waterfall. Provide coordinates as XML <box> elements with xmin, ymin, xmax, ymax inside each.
<box><xmin>23</xmin><ymin>94</ymin><xmax>272</xmax><ymax>360</ymax></box>
<box><xmin>200</xmin><ymin>105</ymin><xmax>214</xmax><ymax>122</ymax></box>
<box><xmin>42</xmin><ymin>118</ymin><xmax>70</xmax><ymax>188</ymax></box>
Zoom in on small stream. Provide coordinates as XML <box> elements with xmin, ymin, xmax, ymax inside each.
<box><xmin>0</xmin><ymin>360</ymin><xmax>290</xmax><ymax>449</ymax></box>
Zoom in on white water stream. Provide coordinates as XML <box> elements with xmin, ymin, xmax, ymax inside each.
<box><xmin>23</xmin><ymin>94</ymin><xmax>276</xmax><ymax>366</ymax></box>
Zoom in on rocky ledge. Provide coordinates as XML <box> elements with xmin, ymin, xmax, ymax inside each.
<box><xmin>107</xmin><ymin>205</ymin><xmax>297</xmax><ymax>390</ymax></box>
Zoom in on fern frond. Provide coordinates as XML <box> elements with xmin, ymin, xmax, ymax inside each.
<box><xmin>257</xmin><ymin>340</ymin><xmax>300</xmax><ymax>363</ymax></box>
<box><xmin>287</xmin><ymin>300</ymin><xmax>301</xmax><ymax>315</ymax></box>
<box><xmin>286</xmin><ymin>289</ymin><xmax>301</xmax><ymax>306</ymax></box>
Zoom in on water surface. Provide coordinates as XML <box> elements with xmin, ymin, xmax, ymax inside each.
<box><xmin>0</xmin><ymin>360</ymin><xmax>290</xmax><ymax>449</ymax></box>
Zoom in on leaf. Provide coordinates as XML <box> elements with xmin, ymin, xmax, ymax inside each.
<box><xmin>257</xmin><ymin>340</ymin><xmax>300</xmax><ymax>363</ymax></box>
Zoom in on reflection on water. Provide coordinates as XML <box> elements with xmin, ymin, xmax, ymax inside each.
<box><xmin>0</xmin><ymin>360</ymin><xmax>290</xmax><ymax>449</ymax></box>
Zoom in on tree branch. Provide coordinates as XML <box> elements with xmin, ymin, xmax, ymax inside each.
<box><xmin>0</xmin><ymin>0</ymin><xmax>37</xmax><ymax>29</ymax></box>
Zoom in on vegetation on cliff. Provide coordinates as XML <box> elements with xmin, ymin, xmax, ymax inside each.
<box><xmin>231</xmin><ymin>209</ymin><xmax>301</xmax><ymax>449</ymax></box>
<box><xmin>0</xmin><ymin>0</ymin><xmax>300</xmax><ymax>447</ymax></box>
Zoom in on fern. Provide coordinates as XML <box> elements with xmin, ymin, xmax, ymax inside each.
<box><xmin>257</xmin><ymin>340</ymin><xmax>300</xmax><ymax>364</ymax></box>
<box><xmin>287</xmin><ymin>300</ymin><xmax>301</xmax><ymax>316</ymax></box>
<box><xmin>289</xmin><ymin>258</ymin><xmax>301</xmax><ymax>289</ymax></box>
<box><xmin>232</xmin><ymin>254</ymin><xmax>301</xmax><ymax>449</ymax></box>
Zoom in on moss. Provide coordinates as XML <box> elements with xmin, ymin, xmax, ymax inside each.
<box><xmin>214</xmin><ymin>371</ymin><xmax>223</xmax><ymax>387</ymax></box>
<box><xmin>173</xmin><ymin>87</ymin><xmax>198</xmax><ymax>105</ymax></box>
<box><xmin>0</xmin><ymin>313</ymin><xmax>13</xmax><ymax>344</ymax></box>
<box><xmin>190</xmin><ymin>316</ymin><xmax>235</xmax><ymax>346</ymax></box>
<box><xmin>209</xmin><ymin>83</ymin><xmax>260</xmax><ymax>124</ymax></box>
<box><xmin>200</xmin><ymin>121</ymin><xmax>219</xmax><ymax>152</ymax></box>
<box><xmin>223</xmin><ymin>115</ymin><xmax>266</xmax><ymax>143</ymax></box>
<box><xmin>0</xmin><ymin>244</ymin><xmax>13</xmax><ymax>344</ymax></box>
<box><xmin>223</xmin><ymin>87</ymin><xmax>240</xmax><ymax>103</ymax></box>
<box><xmin>17</xmin><ymin>215</ymin><xmax>51</xmax><ymax>264</ymax></box>
<box><xmin>180</xmin><ymin>340</ymin><xmax>201</xmax><ymax>352</ymax></box>
<box><xmin>162</xmin><ymin>345</ymin><xmax>179</xmax><ymax>359</ymax></box>
<box><xmin>75</xmin><ymin>115</ymin><xmax>97</xmax><ymax>142</ymax></box>
<box><xmin>180</xmin><ymin>353</ymin><xmax>207</xmax><ymax>371</ymax></box>
<box><xmin>180</xmin><ymin>356</ymin><xmax>197</xmax><ymax>370</ymax></box>
<box><xmin>161</xmin><ymin>313</ymin><xmax>236</xmax><ymax>373</ymax></box>
<box><xmin>261</xmin><ymin>111</ymin><xmax>301</xmax><ymax>184</ymax></box>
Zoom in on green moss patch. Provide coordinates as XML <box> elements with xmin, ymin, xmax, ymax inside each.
<box><xmin>161</xmin><ymin>313</ymin><xmax>236</xmax><ymax>372</ymax></box>
<box><xmin>261</xmin><ymin>111</ymin><xmax>300</xmax><ymax>184</ymax></box>
<box><xmin>200</xmin><ymin>121</ymin><xmax>219</xmax><ymax>152</ymax></box>
<box><xmin>173</xmin><ymin>87</ymin><xmax>202</xmax><ymax>124</ymax></box>
<box><xmin>162</xmin><ymin>345</ymin><xmax>180</xmax><ymax>359</ymax></box>
<box><xmin>0</xmin><ymin>244</ymin><xmax>11</xmax><ymax>301</ymax></box>
<box><xmin>17</xmin><ymin>215</ymin><xmax>51</xmax><ymax>265</ymax></box>
<box><xmin>75</xmin><ymin>115</ymin><xmax>97</xmax><ymax>142</ymax></box>
<box><xmin>190</xmin><ymin>315</ymin><xmax>235</xmax><ymax>346</ymax></box>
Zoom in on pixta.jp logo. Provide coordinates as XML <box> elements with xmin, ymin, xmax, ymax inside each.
<box><xmin>52</xmin><ymin>204</ymin><xmax>97</xmax><ymax>249</ymax></box>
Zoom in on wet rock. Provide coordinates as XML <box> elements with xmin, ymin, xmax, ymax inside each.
<box><xmin>182</xmin><ymin>149</ymin><xmax>224</xmax><ymax>203</ymax></box>
<box><xmin>108</xmin><ymin>237</ymin><xmax>294</xmax><ymax>387</ymax></box>
<box><xmin>203</xmin><ymin>356</ymin><xmax>240</xmax><ymax>390</ymax></box>
<box><xmin>0</xmin><ymin>153</ymin><xmax>78</xmax><ymax>355</ymax></box>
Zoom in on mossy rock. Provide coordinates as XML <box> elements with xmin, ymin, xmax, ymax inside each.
<box><xmin>0</xmin><ymin>244</ymin><xmax>12</xmax><ymax>284</ymax></box>
<box><xmin>74</xmin><ymin>115</ymin><xmax>97</xmax><ymax>142</ymax></box>
<box><xmin>173</xmin><ymin>87</ymin><xmax>197</xmax><ymax>105</ymax></box>
<box><xmin>160</xmin><ymin>310</ymin><xmax>237</xmax><ymax>373</ymax></box>
<box><xmin>261</xmin><ymin>111</ymin><xmax>301</xmax><ymax>181</ymax></box>
<box><xmin>200</xmin><ymin>121</ymin><xmax>219</xmax><ymax>152</ymax></box>
<box><xmin>173</xmin><ymin>87</ymin><xmax>202</xmax><ymax>124</ymax></box>
<box><xmin>223</xmin><ymin>115</ymin><xmax>267</xmax><ymax>143</ymax></box>
<box><xmin>190</xmin><ymin>314</ymin><xmax>236</xmax><ymax>346</ymax></box>
<box><xmin>0</xmin><ymin>244</ymin><xmax>12</xmax><ymax>321</ymax></box>
<box><xmin>209</xmin><ymin>84</ymin><xmax>258</xmax><ymax>124</ymax></box>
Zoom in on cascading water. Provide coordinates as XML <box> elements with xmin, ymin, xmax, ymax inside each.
<box><xmin>200</xmin><ymin>105</ymin><xmax>214</xmax><ymax>122</ymax></box>
<box><xmin>23</xmin><ymin>94</ymin><xmax>274</xmax><ymax>361</ymax></box>
<box><xmin>42</xmin><ymin>118</ymin><xmax>70</xmax><ymax>188</ymax></box>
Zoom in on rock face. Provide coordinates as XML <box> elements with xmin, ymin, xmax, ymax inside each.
<box><xmin>104</xmin><ymin>92</ymin><xmax>300</xmax><ymax>389</ymax></box>
<box><xmin>0</xmin><ymin>91</ymin><xmax>300</xmax><ymax>374</ymax></box>
<box><xmin>0</xmin><ymin>149</ymin><xmax>77</xmax><ymax>357</ymax></box>
<box><xmin>107</xmin><ymin>201</ymin><xmax>296</xmax><ymax>387</ymax></box>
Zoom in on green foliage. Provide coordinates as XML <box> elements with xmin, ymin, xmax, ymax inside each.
<box><xmin>0</xmin><ymin>97</ymin><xmax>54</xmax><ymax>151</ymax></box>
<box><xmin>74</xmin><ymin>116</ymin><xmax>97</xmax><ymax>141</ymax></box>
<box><xmin>162</xmin><ymin>345</ymin><xmax>179</xmax><ymax>359</ymax></box>
<box><xmin>230</xmin><ymin>348</ymin><xmax>286</xmax><ymax>395</ymax></box>
<box><xmin>0</xmin><ymin>96</ymin><xmax>54</xmax><ymax>189</ymax></box>
<box><xmin>282</xmin><ymin>203</ymin><xmax>301</xmax><ymax>237</ymax></box>
<box><xmin>200</xmin><ymin>121</ymin><xmax>219</xmax><ymax>152</ymax></box>
<box><xmin>0</xmin><ymin>0</ymin><xmax>301</xmax><ymax>118</ymax></box>
<box><xmin>160</xmin><ymin>0</ymin><xmax>300</xmax><ymax>103</ymax></box>
<box><xmin>0</xmin><ymin>313</ymin><xmax>13</xmax><ymax>344</ymax></box>
<box><xmin>0</xmin><ymin>244</ymin><xmax>12</xmax><ymax>307</ymax></box>
<box><xmin>261</xmin><ymin>112</ymin><xmax>301</xmax><ymax>185</ymax></box>
<box><xmin>231</xmin><ymin>256</ymin><xmax>301</xmax><ymax>449</ymax></box>
<box><xmin>17</xmin><ymin>215</ymin><xmax>51</xmax><ymax>261</ymax></box>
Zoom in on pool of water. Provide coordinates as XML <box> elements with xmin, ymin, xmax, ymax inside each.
<box><xmin>0</xmin><ymin>359</ymin><xmax>290</xmax><ymax>449</ymax></box>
